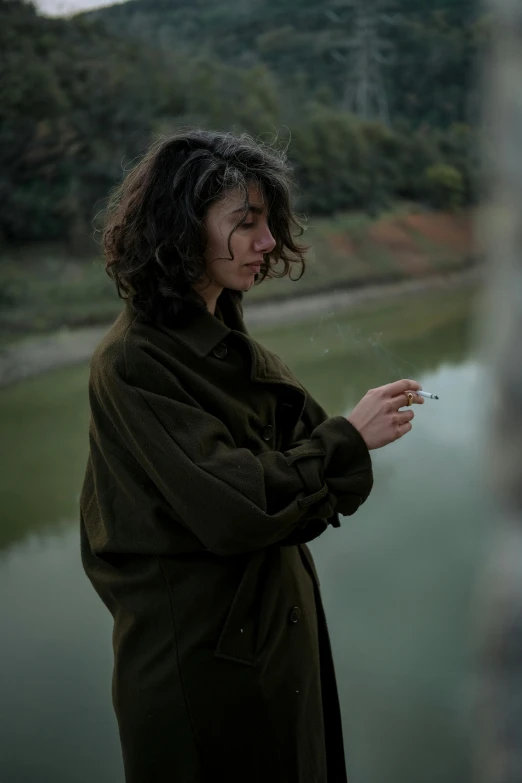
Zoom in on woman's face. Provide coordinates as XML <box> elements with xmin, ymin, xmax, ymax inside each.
<box><xmin>202</xmin><ymin>183</ymin><xmax>277</xmax><ymax>294</ymax></box>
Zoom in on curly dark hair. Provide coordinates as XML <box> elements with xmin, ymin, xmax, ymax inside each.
<box><xmin>102</xmin><ymin>128</ymin><xmax>308</xmax><ymax>323</ymax></box>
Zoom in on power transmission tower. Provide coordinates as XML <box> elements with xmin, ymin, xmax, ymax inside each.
<box><xmin>326</xmin><ymin>0</ymin><xmax>396</xmax><ymax>125</ymax></box>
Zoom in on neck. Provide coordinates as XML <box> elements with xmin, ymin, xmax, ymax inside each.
<box><xmin>194</xmin><ymin>279</ymin><xmax>223</xmax><ymax>316</ymax></box>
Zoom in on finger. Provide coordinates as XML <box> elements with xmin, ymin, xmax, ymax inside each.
<box><xmin>395</xmin><ymin>421</ymin><xmax>413</xmax><ymax>440</ymax></box>
<box><xmin>395</xmin><ymin>409</ymin><xmax>414</xmax><ymax>424</ymax></box>
<box><xmin>385</xmin><ymin>379</ymin><xmax>422</xmax><ymax>396</ymax></box>
<box><xmin>392</xmin><ymin>391</ymin><xmax>425</xmax><ymax>408</ymax></box>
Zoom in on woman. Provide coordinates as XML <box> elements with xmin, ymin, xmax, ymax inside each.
<box><xmin>80</xmin><ymin>129</ymin><xmax>423</xmax><ymax>783</ymax></box>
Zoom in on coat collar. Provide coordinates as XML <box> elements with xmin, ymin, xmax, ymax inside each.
<box><xmin>157</xmin><ymin>306</ymin><xmax>232</xmax><ymax>359</ymax></box>
<box><xmin>126</xmin><ymin>292</ymin><xmax>305</xmax><ymax>400</ymax></box>
<box><xmin>128</xmin><ymin>290</ymin><xmax>247</xmax><ymax>359</ymax></box>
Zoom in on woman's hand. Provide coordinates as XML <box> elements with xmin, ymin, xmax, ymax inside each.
<box><xmin>347</xmin><ymin>379</ymin><xmax>424</xmax><ymax>450</ymax></box>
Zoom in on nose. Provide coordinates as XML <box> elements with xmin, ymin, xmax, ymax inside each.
<box><xmin>253</xmin><ymin>226</ymin><xmax>276</xmax><ymax>255</ymax></box>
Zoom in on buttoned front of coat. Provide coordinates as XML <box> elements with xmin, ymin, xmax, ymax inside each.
<box><xmin>80</xmin><ymin>290</ymin><xmax>373</xmax><ymax>783</ymax></box>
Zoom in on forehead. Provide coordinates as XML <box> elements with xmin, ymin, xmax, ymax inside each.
<box><xmin>213</xmin><ymin>183</ymin><xmax>267</xmax><ymax>217</ymax></box>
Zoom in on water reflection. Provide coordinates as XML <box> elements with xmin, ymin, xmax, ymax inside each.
<box><xmin>0</xmin><ymin>287</ymin><xmax>491</xmax><ymax>783</ymax></box>
<box><xmin>310</xmin><ymin>355</ymin><xmax>491</xmax><ymax>783</ymax></box>
<box><xmin>0</xmin><ymin>364</ymin><xmax>91</xmax><ymax>549</ymax></box>
<box><xmin>258</xmin><ymin>286</ymin><xmax>474</xmax><ymax>415</ymax></box>
<box><xmin>0</xmin><ymin>528</ymin><xmax>122</xmax><ymax>783</ymax></box>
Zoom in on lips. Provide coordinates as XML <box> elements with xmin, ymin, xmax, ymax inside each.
<box><xmin>245</xmin><ymin>262</ymin><xmax>262</xmax><ymax>273</ymax></box>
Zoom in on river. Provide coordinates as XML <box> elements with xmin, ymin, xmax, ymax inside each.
<box><xmin>0</xmin><ymin>285</ymin><xmax>493</xmax><ymax>783</ymax></box>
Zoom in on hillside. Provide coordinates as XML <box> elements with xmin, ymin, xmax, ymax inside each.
<box><xmin>0</xmin><ymin>0</ymin><xmax>484</xmax><ymax>250</ymax></box>
<box><xmin>0</xmin><ymin>206</ymin><xmax>475</xmax><ymax>339</ymax></box>
<box><xmin>86</xmin><ymin>0</ymin><xmax>483</xmax><ymax>129</ymax></box>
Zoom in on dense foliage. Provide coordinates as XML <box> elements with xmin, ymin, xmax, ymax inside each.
<box><xmin>1</xmin><ymin>0</ymin><xmax>483</xmax><ymax>247</ymax></box>
<box><xmin>89</xmin><ymin>0</ymin><xmax>482</xmax><ymax>129</ymax></box>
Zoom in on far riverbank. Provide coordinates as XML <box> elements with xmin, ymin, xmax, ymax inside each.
<box><xmin>0</xmin><ymin>265</ymin><xmax>481</xmax><ymax>388</ymax></box>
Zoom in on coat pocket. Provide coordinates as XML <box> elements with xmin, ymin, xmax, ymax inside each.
<box><xmin>214</xmin><ymin>549</ymin><xmax>268</xmax><ymax>667</ymax></box>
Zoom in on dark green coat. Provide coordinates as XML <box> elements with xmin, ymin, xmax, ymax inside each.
<box><xmin>80</xmin><ymin>291</ymin><xmax>373</xmax><ymax>783</ymax></box>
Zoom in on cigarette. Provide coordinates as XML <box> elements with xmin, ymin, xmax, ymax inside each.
<box><xmin>417</xmin><ymin>391</ymin><xmax>439</xmax><ymax>400</ymax></box>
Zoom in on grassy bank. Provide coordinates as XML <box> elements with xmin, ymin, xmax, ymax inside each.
<box><xmin>0</xmin><ymin>204</ymin><xmax>475</xmax><ymax>344</ymax></box>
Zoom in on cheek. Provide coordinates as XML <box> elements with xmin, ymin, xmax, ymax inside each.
<box><xmin>206</xmin><ymin>225</ymin><xmax>229</xmax><ymax>258</ymax></box>
<box><xmin>229</xmin><ymin>231</ymin><xmax>250</xmax><ymax>261</ymax></box>
<box><xmin>206</xmin><ymin>258</ymin><xmax>228</xmax><ymax>284</ymax></box>
<box><xmin>206</xmin><ymin>228</ymin><xmax>248</xmax><ymax>262</ymax></box>
<box><xmin>204</xmin><ymin>230</ymin><xmax>252</xmax><ymax>283</ymax></box>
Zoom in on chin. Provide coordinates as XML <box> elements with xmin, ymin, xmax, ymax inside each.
<box><xmin>230</xmin><ymin>278</ymin><xmax>256</xmax><ymax>293</ymax></box>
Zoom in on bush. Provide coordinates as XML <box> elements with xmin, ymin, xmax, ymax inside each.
<box><xmin>424</xmin><ymin>164</ymin><xmax>465</xmax><ymax>210</ymax></box>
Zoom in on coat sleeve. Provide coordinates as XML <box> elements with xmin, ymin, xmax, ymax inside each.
<box><xmin>91</xmin><ymin>337</ymin><xmax>373</xmax><ymax>557</ymax></box>
<box><xmin>277</xmin><ymin>390</ymin><xmax>360</xmax><ymax>547</ymax></box>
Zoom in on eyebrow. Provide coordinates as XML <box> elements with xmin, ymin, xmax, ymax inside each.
<box><xmin>230</xmin><ymin>203</ymin><xmax>265</xmax><ymax>216</ymax></box>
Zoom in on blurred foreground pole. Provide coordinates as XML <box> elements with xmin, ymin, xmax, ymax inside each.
<box><xmin>477</xmin><ymin>0</ymin><xmax>522</xmax><ymax>781</ymax></box>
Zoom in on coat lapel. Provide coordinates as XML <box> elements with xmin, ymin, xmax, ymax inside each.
<box><xmin>221</xmin><ymin>292</ymin><xmax>306</xmax><ymax>396</ymax></box>
<box><xmin>223</xmin><ymin>291</ymin><xmax>308</xmax><ymax>428</ymax></box>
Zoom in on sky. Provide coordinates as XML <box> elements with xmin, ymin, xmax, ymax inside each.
<box><xmin>35</xmin><ymin>0</ymin><xmax>120</xmax><ymax>16</ymax></box>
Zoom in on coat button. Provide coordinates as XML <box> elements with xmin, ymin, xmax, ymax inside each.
<box><xmin>261</xmin><ymin>424</ymin><xmax>273</xmax><ymax>441</ymax></box>
<box><xmin>212</xmin><ymin>343</ymin><xmax>228</xmax><ymax>359</ymax></box>
<box><xmin>289</xmin><ymin>606</ymin><xmax>301</xmax><ymax>624</ymax></box>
